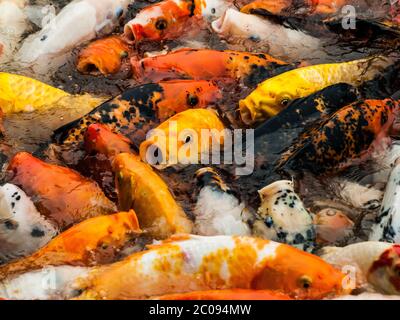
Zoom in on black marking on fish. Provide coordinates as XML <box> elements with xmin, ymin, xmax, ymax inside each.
<box><xmin>52</xmin><ymin>83</ymin><xmax>164</xmax><ymax>144</ymax></box>
<box><xmin>31</xmin><ymin>227</ymin><xmax>45</xmax><ymax>238</ymax></box>
<box><xmin>255</xmin><ymin>83</ymin><xmax>360</xmax><ymax>138</ymax></box>
<box><xmin>4</xmin><ymin>219</ymin><xmax>18</xmax><ymax>230</ymax></box>
<box><xmin>244</xmin><ymin>63</ymin><xmax>296</xmax><ymax>88</ymax></box>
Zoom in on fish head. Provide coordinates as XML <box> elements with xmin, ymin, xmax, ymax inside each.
<box><xmin>139</xmin><ymin>109</ymin><xmax>225</xmax><ymax>169</ymax></box>
<box><xmin>368</xmin><ymin>244</ymin><xmax>400</xmax><ymax>295</ymax></box>
<box><xmin>240</xmin><ymin>0</ymin><xmax>292</xmax><ymax>15</ymax></box>
<box><xmin>124</xmin><ymin>0</ymin><xmax>194</xmax><ymax>42</ymax></box>
<box><xmin>157</xmin><ymin>80</ymin><xmax>222</xmax><ymax>120</ymax></box>
<box><xmin>239</xmin><ymin>77</ymin><xmax>298</xmax><ymax>125</ymax></box>
<box><xmin>253</xmin><ymin>244</ymin><xmax>347</xmax><ymax>299</ymax></box>
<box><xmin>254</xmin><ymin>180</ymin><xmax>316</xmax><ymax>252</ymax></box>
<box><xmin>84</xmin><ymin>123</ymin><xmax>132</xmax><ymax>158</ymax></box>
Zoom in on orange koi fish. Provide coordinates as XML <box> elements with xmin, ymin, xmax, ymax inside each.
<box><xmin>6</xmin><ymin>152</ymin><xmax>116</xmax><ymax>230</ymax></box>
<box><xmin>0</xmin><ymin>211</ymin><xmax>141</xmax><ymax>280</ymax></box>
<box><xmin>77</xmin><ymin>36</ymin><xmax>130</xmax><ymax>75</ymax></box>
<box><xmin>131</xmin><ymin>48</ymin><xmax>292</xmax><ymax>86</ymax></box>
<box><xmin>154</xmin><ymin>289</ymin><xmax>293</xmax><ymax>300</ymax></box>
<box><xmin>72</xmin><ymin>235</ymin><xmax>346</xmax><ymax>300</ymax></box>
<box><xmin>124</xmin><ymin>0</ymin><xmax>232</xmax><ymax>42</ymax></box>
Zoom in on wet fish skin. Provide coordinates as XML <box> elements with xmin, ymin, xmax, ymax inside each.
<box><xmin>321</xmin><ymin>242</ymin><xmax>400</xmax><ymax>295</ymax></box>
<box><xmin>77</xmin><ymin>36</ymin><xmax>130</xmax><ymax>75</ymax></box>
<box><xmin>253</xmin><ymin>180</ymin><xmax>316</xmax><ymax>252</ymax></box>
<box><xmin>276</xmin><ymin>99</ymin><xmax>399</xmax><ymax>176</ymax></box>
<box><xmin>6</xmin><ymin>152</ymin><xmax>116</xmax><ymax>230</ymax></box>
<box><xmin>194</xmin><ymin>167</ymin><xmax>252</xmax><ymax>236</ymax></box>
<box><xmin>0</xmin><ymin>211</ymin><xmax>141</xmax><ymax>281</ymax></box>
<box><xmin>53</xmin><ymin>80</ymin><xmax>221</xmax><ymax>145</ymax></box>
<box><xmin>0</xmin><ymin>184</ymin><xmax>58</xmax><ymax>264</ymax></box>
<box><xmin>113</xmin><ymin>153</ymin><xmax>193</xmax><ymax>239</ymax></box>
<box><xmin>139</xmin><ymin>109</ymin><xmax>226</xmax><ymax>170</ymax></box>
<box><xmin>72</xmin><ymin>235</ymin><xmax>346</xmax><ymax>300</ymax></box>
<box><xmin>130</xmin><ymin>48</ymin><xmax>293</xmax><ymax>86</ymax></box>
<box><xmin>370</xmin><ymin>160</ymin><xmax>400</xmax><ymax>243</ymax></box>
<box><xmin>239</xmin><ymin>56</ymin><xmax>393</xmax><ymax>125</ymax></box>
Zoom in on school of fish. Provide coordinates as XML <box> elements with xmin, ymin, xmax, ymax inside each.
<box><xmin>0</xmin><ymin>0</ymin><xmax>400</xmax><ymax>301</ymax></box>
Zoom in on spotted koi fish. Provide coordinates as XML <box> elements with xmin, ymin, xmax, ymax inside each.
<box><xmin>72</xmin><ymin>235</ymin><xmax>346</xmax><ymax>300</ymax></box>
<box><xmin>239</xmin><ymin>56</ymin><xmax>393</xmax><ymax>125</ymax></box>
<box><xmin>276</xmin><ymin>99</ymin><xmax>399</xmax><ymax>176</ymax></box>
<box><xmin>124</xmin><ymin>0</ymin><xmax>232</xmax><ymax>42</ymax></box>
<box><xmin>253</xmin><ymin>180</ymin><xmax>316</xmax><ymax>252</ymax></box>
<box><xmin>53</xmin><ymin>80</ymin><xmax>221</xmax><ymax>145</ymax></box>
<box><xmin>131</xmin><ymin>48</ymin><xmax>293</xmax><ymax>86</ymax></box>
<box><xmin>370</xmin><ymin>159</ymin><xmax>400</xmax><ymax>243</ymax></box>
<box><xmin>0</xmin><ymin>211</ymin><xmax>141</xmax><ymax>281</ymax></box>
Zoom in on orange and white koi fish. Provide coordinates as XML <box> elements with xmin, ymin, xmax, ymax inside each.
<box><xmin>0</xmin><ymin>211</ymin><xmax>141</xmax><ymax>280</ymax></box>
<box><xmin>72</xmin><ymin>235</ymin><xmax>346</xmax><ymax>300</ymax></box>
<box><xmin>321</xmin><ymin>242</ymin><xmax>400</xmax><ymax>295</ymax></box>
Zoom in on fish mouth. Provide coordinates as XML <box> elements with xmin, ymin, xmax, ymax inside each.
<box><xmin>139</xmin><ymin>140</ymin><xmax>168</xmax><ymax>170</ymax></box>
<box><xmin>239</xmin><ymin>98</ymin><xmax>259</xmax><ymax>125</ymax></box>
<box><xmin>123</xmin><ymin>23</ymin><xmax>142</xmax><ymax>43</ymax></box>
<box><xmin>211</xmin><ymin>11</ymin><xmax>226</xmax><ymax>34</ymax></box>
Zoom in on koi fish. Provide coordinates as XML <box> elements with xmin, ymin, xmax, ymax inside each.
<box><xmin>124</xmin><ymin>0</ymin><xmax>232</xmax><ymax>42</ymax></box>
<box><xmin>53</xmin><ymin>80</ymin><xmax>221</xmax><ymax>145</ymax></box>
<box><xmin>276</xmin><ymin>99</ymin><xmax>399</xmax><ymax>176</ymax></box>
<box><xmin>139</xmin><ymin>109</ymin><xmax>226</xmax><ymax>170</ymax></box>
<box><xmin>321</xmin><ymin>242</ymin><xmax>400</xmax><ymax>295</ymax></box>
<box><xmin>211</xmin><ymin>9</ymin><xmax>326</xmax><ymax>62</ymax></box>
<box><xmin>0</xmin><ymin>211</ymin><xmax>141</xmax><ymax>280</ymax></box>
<box><xmin>0</xmin><ymin>184</ymin><xmax>58</xmax><ymax>264</ymax></box>
<box><xmin>254</xmin><ymin>83</ymin><xmax>360</xmax><ymax>138</ymax></box>
<box><xmin>16</xmin><ymin>0</ymin><xmax>131</xmax><ymax>77</ymax></box>
<box><xmin>113</xmin><ymin>153</ymin><xmax>193</xmax><ymax>238</ymax></box>
<box><xmin>154</xmin><ymin>289</ymin><xmax>293</xmax><ymax>300</ymax></box>
<box><xmin>0</xmin><ymin>0</ymin><xmax>28</xmax><ymax>64</ymax></box>
<box><xmin>6</xmin><ymin>152</ymin><xmax>116</xmax><ymax>230</ymax></box>
<box><xmin>239</xmin><ymin>56</ymin><xmax>393</xmax><ymax>125</ymax></box>
<box><xmin>77</xmin><ymin>36</ymin><xmax>130</xmax><ymax>75</ymax></box>
<box><xmin>84</xmin><ymin>123</ymin><xmax>133</xmax><ymax>159</ymax></box>
<box><xmin>370</xmin><ymin>159</ymin><xmax>400</xmax><ymax>243</ymax></box>
<box><xmin>0</xmin><ymin>266</ymin><xmax>89</xmax><ymax>300</ymax></box>
<box><xmin>131</xmin><ymin>48</ymin><xmax>293</xmax><ymax>86</ymax></box>
<box><xmin>72</xmin><ymin>235</ymin><xmax>346</xmax><ymax>300</ymax></box>
<box><xmin>193</xmin><ymin>167</ymin><xmax>252</xmax><ymax>236</ymax></box>
<box><xmin>253</xmin><ymin>180</ymin><xmax>316</xmax><ymax>252</ymax></box>
<box><xmin>314</xmin><ymin>208</ymin><xmax>353</xmax><ymax>244</ymax></box>
<box><xmin>0</xmin><ymin>73</ymin><xmax>69</xmax><ymax>114</ymax></box>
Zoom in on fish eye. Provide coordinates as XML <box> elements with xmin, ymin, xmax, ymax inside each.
<box><xmin>115</xmin><ymin>7</ymin><xmax>124</xmax><ymax>18</ymax></box>
<box><xmin>155</xmin><ymin>18</ymin><xmax>168</xmax><ymax>30</ymax></box>
<box><xmin>185</xmin><ymin>135</ymin><xmax>191</xmax><ymax>144</ymax></box>
<box><xmin>280</xmin><ymin>98</ymin><xmax>291</xmax><ymax>107</ymax></box>
<box><xmin>298</xmin><ymin>275</ymin><xmax>313</xmax><ymax>289</ymax></box>
<box><xmin>187</xmin><ymin>94</ymin><xmax>199</xmax><ymax>107</ymax></box>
